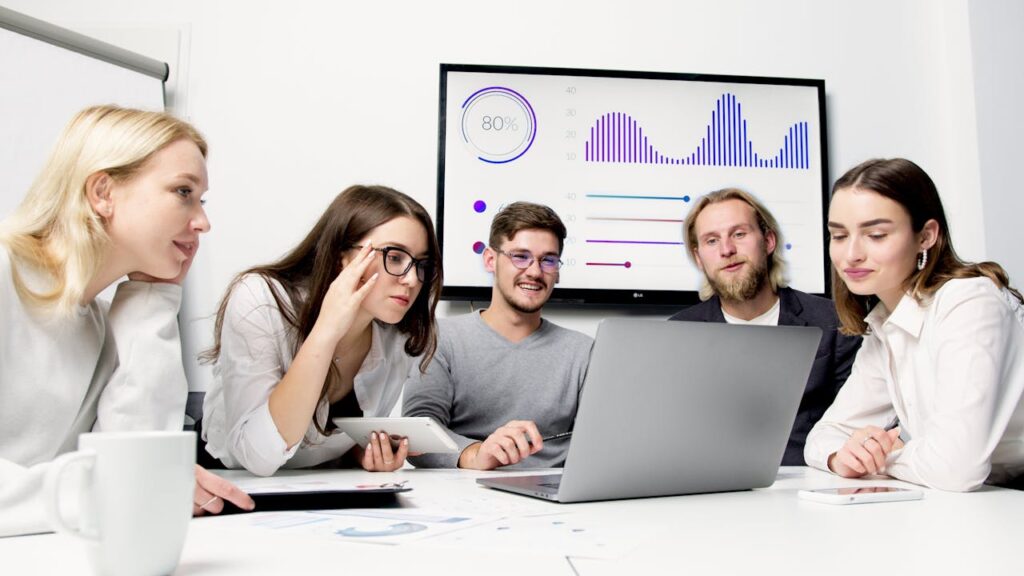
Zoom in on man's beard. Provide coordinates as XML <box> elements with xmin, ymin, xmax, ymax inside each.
<box><xmin>707</xmin><ymin>257</ymin><xmax>769</xmax><ymax>303</ymax></box>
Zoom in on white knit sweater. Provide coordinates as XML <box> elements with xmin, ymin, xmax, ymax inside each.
<box><xmin>0</xmin><ymin>248</ymin><xmax>186</xmax><ymax>537</ymax></box>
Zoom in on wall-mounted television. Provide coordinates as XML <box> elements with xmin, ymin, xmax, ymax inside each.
<box><xmin>437</xmin><ymin>63</ymin><xmax>829</xmax><ymax>306</ymax></box>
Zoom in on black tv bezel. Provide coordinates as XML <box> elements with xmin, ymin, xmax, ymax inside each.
<box><xmin>436</xmin><ymin>63</ymin><xmax>830</xmax><ymax>307</ymax></box>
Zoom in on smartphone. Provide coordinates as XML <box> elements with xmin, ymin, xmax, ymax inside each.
<box><xmin>798</xmin><ymin>486</ymin><xmax>924</xmax><ymax>505</ymax></box>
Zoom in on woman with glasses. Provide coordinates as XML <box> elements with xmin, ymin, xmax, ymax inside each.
<box><xmin>199</xmin><ymin>185</ymin><xmax>442</xmax><ymax>475</ymax></box>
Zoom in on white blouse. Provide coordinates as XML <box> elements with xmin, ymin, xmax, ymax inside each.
<box><xmin>805</xmin><ymin>277</ymin><xmax>1024</xmax><ymax>491</ymax></box>
<box><xmin>201</xmin><ymin>274</ymin><xmax>417</xmax><ymax>477</ymax></box>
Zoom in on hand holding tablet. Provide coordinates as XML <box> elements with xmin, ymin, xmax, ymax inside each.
<box><xmin>332</xmin><ymin>417</ymin><xmax>459</xmax><ymax>453</ymax></box>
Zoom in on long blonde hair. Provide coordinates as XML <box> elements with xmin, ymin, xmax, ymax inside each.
<box><xmin>0</xmin><ymin>105</ymin><xmax>207</xmax><ymax>317</ymax></box>
<box><xmin>684</xmin><ymin>187</ymin><xmax>789</xmax><ymax>301</ymax></box>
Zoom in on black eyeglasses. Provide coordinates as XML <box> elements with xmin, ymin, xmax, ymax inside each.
<box><xmin>496</xmin><ymin>249</ymin><xmax>563</xmax><ymax>273</ymax></box>
<box><xmin>353</xmin><ymin>245</ymin><xmax>436</xmax><ymax>283</ymax></box>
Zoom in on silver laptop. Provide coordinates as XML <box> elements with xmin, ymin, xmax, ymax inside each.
<box><xmin>477</xmin><ymin>318</ymin><xmax>821</xmax><ymax>503</ymax></box>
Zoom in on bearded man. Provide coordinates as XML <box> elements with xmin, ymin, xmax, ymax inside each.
<box><xmin>670</xmin><ymin>188</ymin><xmax>861</xmax><ymax>465</ymax></box>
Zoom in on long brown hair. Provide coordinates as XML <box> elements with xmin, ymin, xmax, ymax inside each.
<box><xmin>202</xmin><ymin>185</ymin><xmax>442</xmax><ymax>434</ymax></box>
<box><xmin>831</xmin><ymin>158</ymin><xmax>1022</xmax><ymax>335</ymax></box>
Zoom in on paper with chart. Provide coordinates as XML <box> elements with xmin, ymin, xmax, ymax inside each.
<box><xmin>412</xmin><ymin>513</ymin><xmax>649</xmax><ymax>560</ymax></box>
<box><xmin>208</xmin><ymin>469</ymin><xmax>652</xmax><ymax>558</ymax></box>
<box><xmin>210</xmin><ymin>508</ymin><xmax>501</xmax><ymax>545</ymax></box>
<box><xmin>207</xmin><ymin>507</ymin><xmax>647</xmax><ymax>559</ymax></box>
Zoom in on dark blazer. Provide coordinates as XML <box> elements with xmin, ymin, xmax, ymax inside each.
<box><xmin>669</xmin><ymin>287</ymin><xmax>861</xmax><ymax>465</ymax></box>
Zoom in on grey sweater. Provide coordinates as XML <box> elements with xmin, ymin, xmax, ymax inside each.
<box><xmin>403</xmin><ymin>311</ymin><xmax>593</xmax><ymax>468</ymax></box>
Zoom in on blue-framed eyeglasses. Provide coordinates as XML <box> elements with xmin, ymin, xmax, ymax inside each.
<box><xmin>495</xmin><ymin>249</ymin><xmax>563</xmax><ymax>273</ymax></box>
<box><xmin>353</xmin><ymin>245</ymin><xmax>436</xmax><ymax>283</ymax></box>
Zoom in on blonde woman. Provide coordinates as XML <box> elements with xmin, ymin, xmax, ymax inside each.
<box><xmin>806</xmin><ymin>158</ymin><xmax>1024</xmax><ymax>491</ymax></box>
<box><xmin>0</xmin><ymin>105</ymin><xmax>251</xmax><ymax>537</ymax></box>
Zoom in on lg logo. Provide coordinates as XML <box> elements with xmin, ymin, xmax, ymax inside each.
<box><xmin>632</xmin><ymin>292</ymin><xmax>644</xmax><ymax>299</ymax></box>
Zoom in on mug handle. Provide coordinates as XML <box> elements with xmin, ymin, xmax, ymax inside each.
<box><xmin>43</xmin><ymin>449</ymin><xmax>98</xmax><ymax>540</ymax></box>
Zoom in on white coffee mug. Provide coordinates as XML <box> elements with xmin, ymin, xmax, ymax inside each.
<box><xmin>43</xmin><ymin>431</ymin><xmax>195</xmax><ymax>576</ymax></box>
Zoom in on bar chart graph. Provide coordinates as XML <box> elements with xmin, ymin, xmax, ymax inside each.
<box><xmin>584</xmin><ymin>93</ymin><xmax>811</xmax><ymax>169</ymax></box>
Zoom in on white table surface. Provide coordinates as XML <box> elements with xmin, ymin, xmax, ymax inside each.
<box><xmin>3</xmin><ymin>466</ymin><xmax>1021</xmax><ymax>575</ymax></box>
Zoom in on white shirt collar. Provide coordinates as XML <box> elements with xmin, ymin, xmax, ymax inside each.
<box><xmin>865</xmin><ymin>292</ymin><xmax>928</xmax><ymax>339</ymax></box>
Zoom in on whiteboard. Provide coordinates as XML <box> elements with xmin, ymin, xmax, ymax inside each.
<box><xmin>0</xmin><ymin>16</ymin><xmax>166</xmax><ymax>220</ymax></box>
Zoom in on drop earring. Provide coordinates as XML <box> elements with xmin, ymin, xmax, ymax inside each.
<box><xmin>917</xmin><ymin>249</ymin><xmax>928</xmax><ymax>271</ymax></box>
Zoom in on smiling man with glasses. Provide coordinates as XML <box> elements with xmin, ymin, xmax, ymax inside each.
<box><xmin>403</xmin><ymin>202</ymin><xmax>593</xmax><ymax>470</ymax></box>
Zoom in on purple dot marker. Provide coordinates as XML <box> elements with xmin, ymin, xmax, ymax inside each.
<box><xmin>473</xmin><ymin>241</ymin><xmax>486</xmax><ymax>254</ymax></box>
<box><xmin>473</xmin><ymin>200</ymin><xmax>486</xmax><ymax>213</ymax></box>
<box><xmin>624</xmin><ymin>261</ymin><xmax>633</xmax><ymax>268</ymax></box>
<box><xmin>785</xmin><ymin>243</ymin><xmax>792</xmax><ymax>250</ymax></box>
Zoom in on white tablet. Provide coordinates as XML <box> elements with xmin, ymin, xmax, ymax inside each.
<box><xmin>331</xmin><ymin>417</ymin><xmax>459</xmax><ymax>453</ymax></box>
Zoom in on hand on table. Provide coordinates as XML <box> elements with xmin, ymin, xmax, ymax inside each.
<box><xmin>829</xmin><ymin>426</ymin><xmax>904</xmax><ymax>478</ymax></box>
<box><xmin>193</xmin><ymin>465</ymin><xmax>254</xmax><ymax>516</ymax></box>
<box><xmin>458</xmin><ymin>420</ymin><xmax>542</xmax><ymax>470</ymax></box>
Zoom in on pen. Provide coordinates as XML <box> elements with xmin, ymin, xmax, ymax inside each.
<box><xmin>526</xmin><ymin>431</ymin><xmax>573</xmax><ymax>446</ymax></box>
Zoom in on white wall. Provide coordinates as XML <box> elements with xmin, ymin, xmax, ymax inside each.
<box><xmin>3</xmin><ymin>0</ymin><xmax>1009</xmax><ymax>390</ymax></box>
<box><xmin>969</xmin><ymin>0</ymin><xmax>1024</xmax><ymax>284</ymax></box>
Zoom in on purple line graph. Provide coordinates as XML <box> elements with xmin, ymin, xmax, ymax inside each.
<box><xmin>586</xmin><ymin>239</ymin><xmax>683</xmax><ymax>245</ymax></box>
<box><xmin>583</xmin><ymin>93</ymin><xmax>811</xmax><ymax>169</ymax></box>
<box><xmin>586</xmin><ymin>261</ymin><xmax>633</xmax><ymax>268</ymax></box>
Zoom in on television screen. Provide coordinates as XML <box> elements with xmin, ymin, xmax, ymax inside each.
<box><xmin>437</xmin><ymin>64</ymin><xmax>829</xmax><ymax>306</ymax></box>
